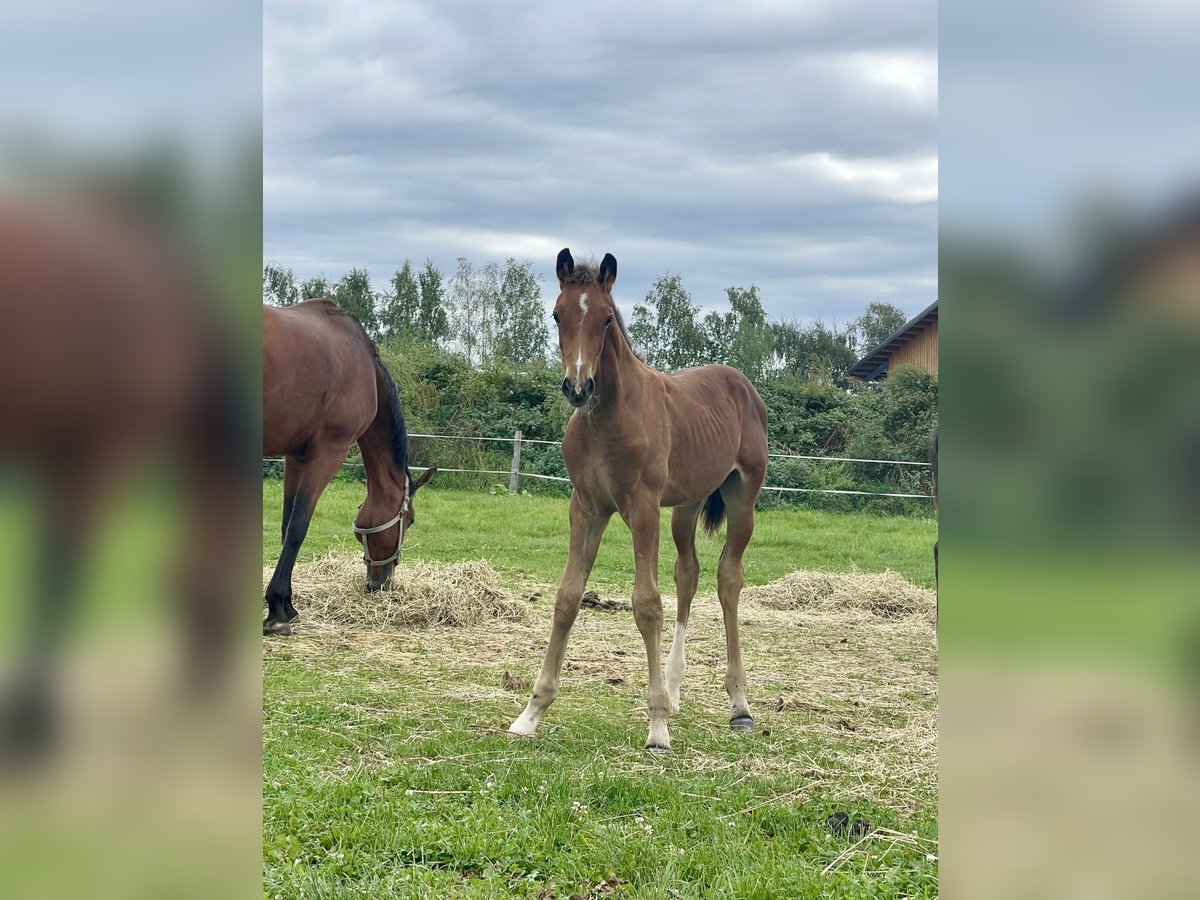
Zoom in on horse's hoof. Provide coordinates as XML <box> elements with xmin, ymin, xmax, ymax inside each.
<box><xmin>646</xmin><ymin>743</ymin><xmax>671</xmax><ymax>755</ymax></box>
<box><xmin>0</xmin><ymin>692</ymin><xmax>56</xmax><ymax>765</ymax></box>
<box><xmin>263</xmin><ymin>620</ymin><xmax>292</xmax><ymax>637</ymax></box>
<box><xmin>730</xmin><ymin>716</ymin><xmax>755</xmax><ymax>732</ymax></box>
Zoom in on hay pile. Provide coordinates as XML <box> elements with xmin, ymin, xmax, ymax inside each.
<box><xmin>741</xmin><ymin>569</ymin><xmax>934</xmax><ymax>624</ymax></box>
<box><xmin>268</xmin><ymin>551</ymin><xmax>529</xmax><ymax>629</ymax></box>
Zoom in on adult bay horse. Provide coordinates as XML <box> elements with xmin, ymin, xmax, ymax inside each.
<box><xmin>509</xmin><ymin>249</ymin><xmax>769</xmax><ymax>751</ymax></box>
<box><xmin>262</xmin><ymin>299</ymin><xmax>435</xmax><ymax>635</ymax></box>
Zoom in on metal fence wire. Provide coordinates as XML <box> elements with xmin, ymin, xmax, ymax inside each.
<box><xmin>264</xmin><ymin>430</ymin><xmax>933</xmax><ymax>501</ymax></box>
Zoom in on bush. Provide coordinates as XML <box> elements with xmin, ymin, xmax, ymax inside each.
<box><xmin>264</xmin><ymin>336</ymin><xmax>937</xmax><ymax>514</ymax></box>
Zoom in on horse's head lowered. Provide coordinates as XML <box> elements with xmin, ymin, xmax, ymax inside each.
<box><xmin>552</xmin><ymin>248</ymin><xmax>619</xmax><ymax>408</ymax></box>
<box><xmin>353</xmin><ymin>466</ymin><xmax>436</xmax><ymax>592</ymax></box>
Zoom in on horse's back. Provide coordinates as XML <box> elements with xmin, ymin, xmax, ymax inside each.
<box><xmin>664</xmin><ymin>364</ymin><xmax>767</xmax><ymax>444</ymax></box>
<box><xmin>262</xmin><ymin>300</ymin><xmax>378</xmax><ymax>456</ymax></box>
<box><xmin>0</xmin><ymin>199</ymin><xmax>206</xmax><ymax>447</ymax></box>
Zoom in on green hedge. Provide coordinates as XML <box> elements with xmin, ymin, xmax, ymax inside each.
<box><xmin>263</xmin><ymin>337</ymin><xmax>937</xmax><ymax>516</ymax></box>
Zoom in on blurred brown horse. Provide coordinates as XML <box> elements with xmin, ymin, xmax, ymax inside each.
<box><xmin>262</xmin><ymin>299</ymin><xmax>434</xmax><ymax>635</ymax></box>
<box><xmin>0</xmin><ymin>194</ymin><xmax>250</xmax><ymax>758</ymax></box>
<box><xmin>509</xmin><ymin>249</ymin><xmax>769</xmax><ymax>751</ymax></box>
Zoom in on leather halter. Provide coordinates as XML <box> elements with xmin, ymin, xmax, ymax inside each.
<box><xmin>352</xmin><ymin>480</ymin><xmax>410</xmax><ymax>568</ymax></box>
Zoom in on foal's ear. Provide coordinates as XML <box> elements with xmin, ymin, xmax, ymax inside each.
<box><xmin>556</xmin><ymin>248</ymin><xmax>575</xmax><ymax>285</ymax></box>
<box><xmin>598</xmin><ymin>253</ymin><xmax>617</xmax><ymax>291</ymax></box>
<box><xmin>412</xmin><ymin>467</ymin><xmax>437</xmax><ymax>493</ymax></box>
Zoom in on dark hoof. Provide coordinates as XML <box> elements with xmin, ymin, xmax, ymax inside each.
<box><xmin>645</xmin><ymin>743</ymin><xmax>671</xmax><ymax>755</ymax></box>
<box><xmin>263</xmin><ymin>619</ymin><xmax>292</xmax><ymax>636</ymax></box>
<box><xmin>0</xmin><ymin>690</ymin><xmax>56</xmax><ymax>766</ymax></box>
<box><xmin>730</xmin><ymin>716</ymin><xmax>755</xmax><ymax>732</ymax></box>
<box><xmin>827</xmin><ymin>811</ymin><xmax>850</xmax><ymax>835</ymax></box>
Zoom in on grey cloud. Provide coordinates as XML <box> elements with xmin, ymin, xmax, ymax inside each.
<box><xmin>265</xmin><ymin>0</ymin><xmax>936</xmax><ymax>325</ymax></box>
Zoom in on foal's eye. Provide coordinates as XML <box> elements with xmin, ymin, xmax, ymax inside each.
<box><xmin>552</xmin><ymin>312</ymin><xmax>560</xmax><ymax>324</ymax></box>
<box><xmin>604</xmin><ymin>315</ymin><xmax>614</xmax><ymax>327</ymax></box>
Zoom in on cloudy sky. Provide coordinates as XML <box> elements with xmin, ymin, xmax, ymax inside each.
<box><xmin>264</xmin><ymin>0</ymin><xmax>936</xmax><ymax>325</ymax></box>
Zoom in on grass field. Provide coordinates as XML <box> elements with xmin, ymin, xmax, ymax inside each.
<box><xmin>264</xmin><ymin>483</ymin><xmax>938</xmax><ymax>898</ymax></box>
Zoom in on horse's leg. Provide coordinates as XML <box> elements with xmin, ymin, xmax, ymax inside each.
<box><xmin>263</xmin><ymin>446</ymin><xmax>346</xmax><ymax>635</ymax></box>
<box><xmin>665</xmin><ymin>502</ymin><xmax>702</xmax><ymax>715</ymax></box>
<box><xmin>718</xmin><ymin>477</ymin><xmax>758</xmax><ymax>731</ymax></box>
<box><xmin>1</xmin><ymin>446</ymin><xmax>124</xmax><ymax>758</ymax></box>
<box><xmin>509</xmin><ymin>494</ymin><xmax>610</xmax><ymax>736</ymax></box>
<box><xmin>933</xmin><ymin>539</ymin><xmax>938</xmax><ymax>650</ymax></box>
<box><xmin>626</xmin><ymin>497</ymin><xmax>671</xmax><ymax>751</ymax></box>
<box><xmin>280</xmin><ymin>456</ymin><xmax>302</xmax><ymax>622</ymax></box>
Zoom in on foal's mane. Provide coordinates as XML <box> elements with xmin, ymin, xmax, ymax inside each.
<box><xmin>560</xmin><ymin>262</ymin><xmax>642</xmax><ymax>361</ymax></box>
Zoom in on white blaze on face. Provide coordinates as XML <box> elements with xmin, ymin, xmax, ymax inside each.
<box><xmin>574</xmin><ymin>293</ymin><xmax>588</xmax><ymax>380</ymax></box>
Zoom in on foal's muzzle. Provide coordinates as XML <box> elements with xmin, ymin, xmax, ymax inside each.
<box><xmin>562</xmin><ymin>376</ymin><xmax>595</xmax><ymax>407</ymax></box>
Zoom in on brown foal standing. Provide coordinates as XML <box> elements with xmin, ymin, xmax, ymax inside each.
<box><xmin>509</xmin><ymin>249</ymin><xmax>769</xmax><ymax>751</ymax></box>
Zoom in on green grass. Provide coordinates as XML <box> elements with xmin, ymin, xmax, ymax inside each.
<box><xmin>263</xmin><ymin>482</ymin><xmax>937</xmax><ymax>594</ymax></box>
<box><xmin>264</xmin><ymin>483</ymin><xmax>938</xmax><ymax>898</ymax></box>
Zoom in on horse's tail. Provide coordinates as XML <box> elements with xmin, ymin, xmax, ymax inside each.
<box><xmin>702</xmin><ymin>488</ymin><xmax>726</xmax><ymax>535</ymax></box>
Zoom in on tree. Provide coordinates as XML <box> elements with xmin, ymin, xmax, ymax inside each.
<box><xmin>629</xmin><ymin>273</ymin><xmax>707</xmax><ymax>371</ymax></box>
<box><xmin>701</xmin><ymin>285</ymin><xmax>775</xmax><ymax>381</ymax></box>
<box><xmin>772</xmin><ymin>318</ymin><xmax>858</xmax><ymax>385</ymax></box>
<box><xmin>477</xmin><ymin>261</ymin><xmax>501</xmax><ymax>365</ymax></box>
<box><xmin>417</xmin><ymin>259</ymin><xmax>450</xmax><ymax>345</ymax></box>
<box><xmin>299</xmin><ymin>275</ymin><xmax>331</xmax><ymax>300</ymax></box>
<box><xmin>494</xmin><ymin>258</ymin><xmax>549</xmax><ymax>362</ymax></box>
<box><xmin>332</xmin><ymin>268</ymin><xmax>379</xmax><ymax>338</ymax></box>
<box><xmin>263</xmin><ymin>263</ymin><xmax>299</xmax><ymax>306</ymax></box>
<box><xmin>853</xmin><ymin>301</ymin><xmax>909</xmax><ymax>355</ymax></box>
<box><xmin>449</xmin><ymin>257</ymin><xmax>482</xmax><ymax>365</ymax></box>
<box><xmin>381</xmin><ymin>260</ymin><xmax>420</xmax><ymax>340</ymax></box>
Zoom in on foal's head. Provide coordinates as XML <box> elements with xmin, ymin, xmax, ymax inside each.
<box><xmin>552</xmin><ymin>247</ymin><xmax>619</xmax><ymax>408</ymax></box>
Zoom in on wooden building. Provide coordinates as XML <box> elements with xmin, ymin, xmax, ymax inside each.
<box><xmin>846</xmin><ymin>300</ymin><xmax>938</xmax><ymax>382</ymax></box>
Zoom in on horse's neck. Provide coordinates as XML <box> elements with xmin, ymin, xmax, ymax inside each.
<box><xmin>587</xmin><ymin>329</ymin><xmax>651</xmax><ymax>421</ymax></box>
<box><xmin>357</xmin><ymin>412</ymin><xmax>405</xmax><ymax>507</ymax></box>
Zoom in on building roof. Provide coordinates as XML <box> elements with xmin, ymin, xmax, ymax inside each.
<box><xmin>845</xmin><ymin>299</ymin><xmax>938</xmax><ymax>381</ymax></box>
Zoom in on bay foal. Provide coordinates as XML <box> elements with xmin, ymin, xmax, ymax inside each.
<box><xmin>509</xmin><ymin>249</ymin><xmax>768</xmax><ymax>751</ymax></box>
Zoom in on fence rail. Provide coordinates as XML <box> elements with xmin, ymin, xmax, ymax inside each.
<box><xmin>264</xmin><ymin>430</ymin><xmax>933</xmax><ymax>501</ymax></box>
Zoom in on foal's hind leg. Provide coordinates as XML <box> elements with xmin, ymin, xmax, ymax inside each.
<box><xmin>509</xmin><ymin>495</ymin><xmax>610</xmax><ymax>737</ymax></box>
<box><xmin>665</xmin><ymin>503</ymin><xmax>702</xmax><ymax>715</ymax></box>
<box><xmin>718</xmin><ymin>477</ymin><xmax>759</xmax><ymax>730</ymax></box>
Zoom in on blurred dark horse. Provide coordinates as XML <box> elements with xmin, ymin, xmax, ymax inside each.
<box><xmin>262</xmin><ymin>299</ymin><xmax>434</xmax><ymax>635</ymax></box>
<box><xmin>930</xmin><ymin>425</ymin><xmax>938</xmax><ymax>646</ymax></box>
<box><xmin>0</xmin><ymin>195</ymin><xmax>249</xmax><ymax>758</ymax></box>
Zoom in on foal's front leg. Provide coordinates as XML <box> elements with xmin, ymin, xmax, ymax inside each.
<box><xmin>509</xmin><ymin>498</ymin><xmax>610</xmax><ymax>737</ymax></box>
<box><xmin>626</xmin><ymin>499</ymin><xmax>671</xmax><ymax>751</ymax></box>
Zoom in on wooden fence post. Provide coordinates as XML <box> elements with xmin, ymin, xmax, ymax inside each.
<box><xmin>509</xmin><ymin>429</ymin><xmax>522</xmax><ymax>494</ymax></box>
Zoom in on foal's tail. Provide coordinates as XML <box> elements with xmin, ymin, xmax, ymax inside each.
<box><xmin>702</xmin><ymin>489</ymin><xmax>726</xmax><ymax>536</ymax></box>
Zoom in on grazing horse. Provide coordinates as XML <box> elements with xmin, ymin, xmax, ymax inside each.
<box><xmin>262</xmin><ymin>299</ymin><xmax>435</xmax><ymax>635</ymax></box>
<box><xmin>509</xmin><ymin>249</ymin><xmax>769</xmax><ymax>751</ymax></box>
